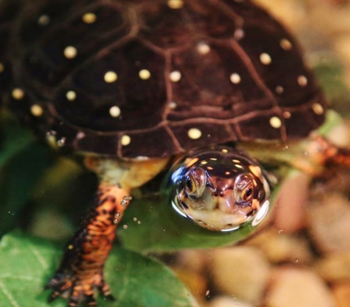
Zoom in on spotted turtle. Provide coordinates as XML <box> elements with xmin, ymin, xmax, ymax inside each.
<box><xmin>1</xmin><ymin>0</ymin><xmax>350</xmax><ymax>306</ymax></box>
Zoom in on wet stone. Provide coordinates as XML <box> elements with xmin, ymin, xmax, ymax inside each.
<box><xmin>306</xmin><ymin>193</ymin><xmax>350</xmax><ymax>254</ymax></box>
<box><xmin>246</xmin><ymin>227</ymin><xmax>313</xmax><ymax>264</ymax></box>
<box><xmin>209</xmin><ymin>246</ymin><xmax>271</xmax><ymax>305</ymax></box>
<box><xmin>265</xmin><ymin>267</ymin><xmax>336</xmax><ymax>307</ymax></box>
<box><xmin>208</xmin><ymin>296</ymin><xmax>253</xmax><ymax>307</ymax></box>
<box><xmin>274</xmin><ymin>173</ymin><xmax>310</xmax><ymax>233</ymax></box>
<box><xmin>314</xmin><ymin>252</ymin><xmax>350</xmax><ymax>283</ymax></box>
<box><xmin>332</xmin><ymin>283</ymin><xmax>350</xmax><ymax>307</ymax></box>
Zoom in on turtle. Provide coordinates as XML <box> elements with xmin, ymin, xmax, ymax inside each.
<box><xmin>1</xmin><ymin>0</ymin><xmax>350</xmax><ymax>306</ymax></box>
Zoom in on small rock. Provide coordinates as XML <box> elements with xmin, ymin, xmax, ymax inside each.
<box><xmin>307</xmin><ymin>193</ymin><xmax>350</xmax><ymax>253</ymax></box>
<box><xmin>274</xmin><ymin>173</ymin><xmax>310</xmax><ymax>233</ymax></box>
<box><xmin>208</xmin><ymin>296</ymin><xmax>253</xmax><ymax>307</ymax></box>
<box><xmin>177</xmin><ymin>250</ymin><xmax>208</xmax><ymax>274</ymax></box>
<box><xmin>314</xmin><ymin>252</ymin><xmax>350</xmax><ymax>283</ymax></box>
<box><xmin>210</xmin><ymin>246</ymin><xmax>271</xmax><ymax>305</ymax></box>
<box><xmin>333</xmin><ymin>283</ymin><xmax>350</xmax><ymax>307</ymax></box>
<box><xmin>266</xmin><ymin>267</ymin><xmax>335</xmax><ymax>307</ymax></box>
<box><xmin>246</xmin><ymin>228</ymin><xmax>313</xmax><ymax>264</ymax></box>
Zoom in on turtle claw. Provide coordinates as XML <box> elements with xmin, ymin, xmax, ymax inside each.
<box><xmin>45</xmin><ymin>272</ymin><xmax>112</xmax><ymax>307</ymax></box>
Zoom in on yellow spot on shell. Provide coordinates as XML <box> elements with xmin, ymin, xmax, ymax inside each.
<box><xmin>30</xmin><ymin>104</ymin><xmax>44</xmax><ymax>117</ymax></box>
<box><xmin>104</xmin><ymin>71</ymin><xmax>118</xmax><ymax>83</ymax></box>
<box><xmin>38</xmin><ymin>15</ymin><xmax>50</xmax><ymax>26</ymax></box>
<box><xmin>276</xmin><ymin>86</ymin><xmax>284</xmax><ymax>94</ymax></box>
<box><xmin>230</xmin><ymin>73</ymin><xmax>241</xmax><ymax>84</ymax></box>
<box><xmin>139</xmin><ymin>69</ymin><xmax>151</xmax><ymax>80</ymax></box>
<box><xmin>109</xmin><ymin>106</ymin><xmax>121</xmax><ymax>118</ymax></box>
<box><xmin>312</xmin><ymin>103</ymin><xmax>324</xmax><ymax>115</ymax></box>
<box><xmin>222</xmin><ymin>149</ymin><xmax>228</xmax><ymax>153</ymax></box>
<box><xmin>170</xmin><ymin>71</ymin><xmax>182</xmax><ymax>82</ymax></box>
<box><xmin>64</xmin><ymin>46</ymin><xmax>77</xmax><ymax>59</ymax></box>
<box><xmin>12</xmin><ymin>88</ymin><xmax>24</xmax><ymax>100</ymax></box>
<box><xmin>68</xmin><ymin>244</ymin><xmax>74</xmax><ymax>250</ymax></box>
<box><xmin>82</xmin><ymin>13</ymin><xmax>97</xmax><ymax>24</ymax></box>
<box><xmin>283</xmin><ymin>111</ymin><xmax>291</xmax><ymax>119</ymax></box>
<box><xmin>187</xmin><ymin>128</ymin><xmax>202</xmax><ymax>140</ymax></box>
<box><xmin>197</xmin><ymin>43</ymin><xmax>211</xmax><ymax>54</ymax></box>
<box><xmin>270</xmin><ymin>116</ymin><xmax>282</xmax><ymax>129</ymax></box>
<box><xmin>280</xmin><ymin>39</ymin><xmax>293</xmax><ymax>50</ymax></box>
<box><xmin>66</xmin><ymin>91</ymin><xmax>77</xmax><ymax>101</ymax></box>
<box><xmin>298</xmin><ymin>75</ymin><xmax>308</xmax><ymax>87</ymax></box>
<box><xmin>168</xmin><ymin>0</ymin><xmax>184</xmax><ymax>9</ymax></box>
<box><xmin>260</xmin><ymin>53</ymin><xmax>272</xmax><ymax>65</ymax></box>
<box><xmin>121</xmin><ymin>135</ymin><xmax>131</xmax><ymax>146</ymax></box>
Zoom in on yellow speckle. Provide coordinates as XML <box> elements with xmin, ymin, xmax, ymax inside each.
<box><xmin>210</xmin><ymin>158</ymin><xmax>217</xmax><ymax>161</ymax></box>
<box><xmin>230</xmin><ymin>73</ymin><xmax>241</xmax><ymax>84</ymax></box>
<box><xmin>275</xmin><ymin>86</ymin><xmax>284</xmax><ymax>94</ymax></box>
<box><xmin>312</xmin><ymin>103</ymin><xmax>324</xmax><ymax>115</ymax></box>
<box><xmin>82</xmin><ymin>12</ymin><xmax>97</xmax><ymax>24</ymax></box>
<box><xmin>169</xmin><ymin>101</ymin><xmax>177</xmax><ymax>109</ymax></box>
<box><xmin>270</xmin><ymin>116</ymin><xmax>282</xmax><ymax>129</ymax></box>
<box><xmin>187</xmin><ymin>128</ymin><xmax>202</xmax><ymax>140</ymax></box>
<box><xmin>66</xmin><ymin>91</ymin><xmax>77</xmax><ymax>101</ymax></box>
<box><xmin>68</xmin><ymin>244</ymin><xmax>74</xmax><ymax>250</ymax></box>
<box><xmin>207</xmin><ymin>166</ymin><xmax>214</xmax><ymax>170</ymax></box>
<box><xmin>30</xmin><ymin>104</ymin><xmax>44</xmax><ymax>117</ymax></box>
<box><xmin>200</xmin><ymin>160</ymin><xmax>208</xmax><ymax>165</ymax></box>
<box><xmin>38</xmin><ymin>15</ymin><xmax>50</xmax><ymax>26</ymax></box>
<box><xmin>109</xmin><ymin>106</ymin><xmax>121</xmax><ymax>118</ymax></box>
<box><xmin>139</xmin><ymin>69</ymin><xmax>151</xmax><ymax>80</ymax></box>
<box><xmin>225</xmin><ymin>171</ymin><xmax>231</xmax><ymax>175</ymax></box>
<box><xmin>64</xmin><ymin>46</ymin><xmax>77</xmax><ymax>59</ymax></box>
<box><xmin>260</xmin><ymin>53</ymin><xmax>272</xmax><ymax>65</ymax></box>
<box><xmin>104</xmin><ymin>71</ymin><xmax>118</xmax><ymax>83</ymax></box>
<box><xmin>0</xmin><ymin>63</ymin><xmax>4</xmax><ymax>73</ymax></box>
<box><xmin>170</xmin><ymin>71</ymin><xmax>182</xmax><ymax>82</ymax></box>
<box><xmin>121</xmin><ymin>135</ymin><xmax>131</xmax><ymax>146</ymax></box>
<box><xmin>280</xmin><ymin>38</ymin><xmax>292</xmax><ymax>50</ymax></box>
<box><xmin>12</xmin><ymin>88</ymin><xmax>24</xmax><ymax>100</ymax></box>
<box><xmin>283</xmin><ymin>111</ymin><xmax>291</xmax><ymax>119</ymax></box>
<box><xmin>298</xmin><ymin>75</ymin><xmax>308</xmax><ymax>87</ymax></box>
<box><xmin>222</xmin><ymin>149</ymin><xmax>228</xmax><ymax>153</ymax></box>
<box><xmin>197</xmin><ymin>43</ymin><xmax>211</xmax><ymax>54</ymax></box>
<box><xmin>168</xmin><ymin>0</ymin><xmax>184</xmax><ymax>9</ymax></box>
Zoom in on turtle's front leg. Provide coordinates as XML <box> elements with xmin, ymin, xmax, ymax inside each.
<box><xmin>45</xmin><ymin>183</ymin><xmax>131</xmax><ymax>306</ymax></box>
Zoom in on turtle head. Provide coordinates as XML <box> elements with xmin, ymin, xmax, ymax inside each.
<box><xmin>166</xmin><ymin>146</ymin><xmax>271</xmax><ymax>231</ymax></box>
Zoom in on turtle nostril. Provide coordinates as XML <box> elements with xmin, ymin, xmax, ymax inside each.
<box><xmin>219</xmin><ymin>192</ymin><xmax>224</xmax><ymax>197</ymax></box>
<box><xmin>213</xmin><ymin>192</ymin><xmax>219</xmax><ymax>197</ymax></box>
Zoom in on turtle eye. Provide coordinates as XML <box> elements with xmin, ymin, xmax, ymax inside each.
<box><xmin>234</xmin><ymin>174</ymin><xmax>255</xmax><ymax>205</ymax></box>
<box><xmin>184</xmin><ymin>167</ymin><xmax>207</xmax><ymax>199</ymax></box>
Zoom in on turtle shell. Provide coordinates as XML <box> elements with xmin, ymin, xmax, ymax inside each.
<box><xmin>2</xmin><ymin>0</ymin><xmax>327</xmax><ymax>159</ymax></box>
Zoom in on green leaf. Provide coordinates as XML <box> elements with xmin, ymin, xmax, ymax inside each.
<box><xmin>119</xmin><ymin>193</ymin><xmax>270</xmax><ymax>253</ymax></box>
<box><xmin>0</xmin><ymin>232</ymin><xmax>196</xmax><ymax>307</ymax></box>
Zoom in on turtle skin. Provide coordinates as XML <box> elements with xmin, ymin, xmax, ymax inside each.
<box><xmin>0</xmin><ymin>0</ymin><xmax>327</xmax><ymax>160</ymax></box>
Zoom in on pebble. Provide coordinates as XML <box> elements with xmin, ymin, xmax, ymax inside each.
<box><xmin>306</xmin><ymin>193</ymin><xmax>350</xmax><ymax>253</ymax></box>
<box><xmin>246</xmin><ymin>228</ymin><xmax>313</xmax><ymax>264</ymax></box>
<box><xmin>332</xmin><ymin>283</ymin><xmax>350</xmax><ymax>307</ymax></box>
<box><xmin>273</xmin><ymin>173</ymin><xmax>310</xmax><ymax>233</ymax></box>
<box><xmin>314</xmin><ymin>252</ymin><xmax>350</xmax><ymax>283</ymax></box>
<box><xmin>210</xmin><ymin>247</ymin><xmax>271</xmax><ymax>305</ymax></box>
<box><xmin>265</xmin><ymin>267</ymin><xmax>336</xmax><ymax>307</ymax></box>
<box><xmin>208</xmin><ymin>296</ymin><xmax>253</xmax><ymax>307</ymax></box>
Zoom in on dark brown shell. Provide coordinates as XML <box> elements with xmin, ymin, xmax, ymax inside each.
<box><xmin>1</xmin><ymin>0</ymin><xmax>327</xmax><ymax>159</ymax></box>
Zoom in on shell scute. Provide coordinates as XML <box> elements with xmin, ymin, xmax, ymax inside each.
<box><xmin>54</xmin><ymin>39</ymin><xmax>167</xmax><ymax>132</ymax></box>
<box><xmin>139</xmin><ymin>0</ymin><xmax>238</xmax><ymax>49</ymax></box>
<box><xmin>168</xmin><ymin>42</ymin><xmax>267</xmax><ymax>122</ymax></box>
